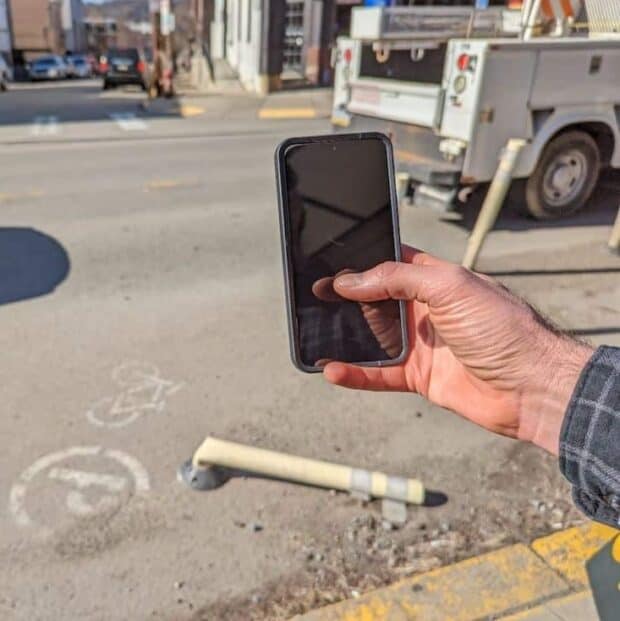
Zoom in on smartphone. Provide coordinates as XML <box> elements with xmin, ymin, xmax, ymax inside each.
<box><xmin>275</xmin><ymin>132</ymin><xmax>408</xmax><ymax>373</ymax></box>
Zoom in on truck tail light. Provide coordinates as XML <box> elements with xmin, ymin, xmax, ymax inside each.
<box><xmin>137</xmin><ymin>60</ymin><xmax>146</xmax><ymax>73</ymax></box>
<box><xmin>457</xmin><ymin>53</ymin><xmax>471</xmax><ymax>72</ymax></box>
<box><xmin>457</xmin><ymin>53</ymin><xmax>477</xmax><ymax>73</ymax></box>
<box><xmin>343</xmin><ymin>48</ymin><xmax>352</xmax><ymax>65</ymax></box>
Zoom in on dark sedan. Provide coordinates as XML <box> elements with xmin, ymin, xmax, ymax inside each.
<box><xmin>101</xmin><ymin>48</ymin><xmax>148</xmax><ymax>90</ymax></box>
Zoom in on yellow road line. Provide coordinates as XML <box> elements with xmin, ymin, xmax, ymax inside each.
<box><xmin>144</xmin><ymin>179</ymin><xmax>197</xmax><ymax>192</ymax></box>
<box><xmin>531</xmin><ymin>523</ymin><xmax>618</xmax><ymax>587</ymax></box>
<box><xmin>295</xmin><ymin>544</ymin><xmax>568</xmax><ymax>621</ymax></box>
<box><xmin>0</xmin><ymin>190</ymin><xmax>44</xmax><ymax>204</ymax></box>
<box><xmin>258</xmin><ymin>107</ymin><xmax>317</xmax><ymax>120</ymax></box>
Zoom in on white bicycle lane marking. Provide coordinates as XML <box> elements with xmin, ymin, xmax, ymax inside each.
<box><xmin>8</xmin><ymin>446</ymin><xmax>150</xmax><ymax>532</ymax></box>
<box><xmin>86</xmin><ymin>361</ymin><xmax>184</xmax><ymax>428</ymax></box>
<box><xmin>109</xmin><ymin>112</ymin><xmax>149</xmax><ymax>131</ymax></box>
<box><xmin>30</xmin><ymin>116</ymin><xmax>60</xmax><ymax>136</ymax></box>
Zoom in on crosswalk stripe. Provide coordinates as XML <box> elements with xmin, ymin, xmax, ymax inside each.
<box><xmin>110</xmin><ymin>112</ymin><xmax>148</xmax><ymax>131</ymax></box>
<box><xmin>30</xmin><ymin>116</ymin><xmax>60</xmax><ymax>137</ymax></box>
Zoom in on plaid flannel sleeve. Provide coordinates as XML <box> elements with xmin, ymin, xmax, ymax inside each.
<box><xmin>559</xmin><ymin>346</ymin><xmax>620</xmax><ymax>527</ymax></box>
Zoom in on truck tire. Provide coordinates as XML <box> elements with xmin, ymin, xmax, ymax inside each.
<box><xmin>525</xmin><ymin>131</ymin><xmax>600</xmax><ymax>220</ymax></box>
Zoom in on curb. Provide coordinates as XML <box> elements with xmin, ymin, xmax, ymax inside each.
<box><xmin>293</xmin><ymin>523</ymin><xmax>618</xmax><ymax>620</ymax></box>
<box><xmin>257</xmin><ymin>107</ymin><xmax>322</xmax><ymax>120</ymax></box>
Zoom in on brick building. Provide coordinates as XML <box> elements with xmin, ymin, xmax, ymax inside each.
<box><xmin>8</xmin><ymin>0</ymin><xmax>84</xmax><ymax>66</ymax></box>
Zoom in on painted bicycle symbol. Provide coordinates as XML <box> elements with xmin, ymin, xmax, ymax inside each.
<box><xmin>86</xmin><ymin>361</ymin><xmax>184</xmax><ymax>428</ymax></box>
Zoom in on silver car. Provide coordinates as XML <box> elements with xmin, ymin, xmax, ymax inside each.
<box><xmin>66</xmin><ymin>55</ymin><xmax>93</xmax><ymax>79</ymax></box>
<box><xmin>29</xmin><ymin>55</ymin><xmax>69</xmax><ymax>81</ymax></box>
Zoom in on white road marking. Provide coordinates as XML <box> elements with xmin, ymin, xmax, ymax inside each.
<box><xmin>8</xmin><ymin>446</ymin><xmax>150</xmax><ymax>531</ymax></box>
<box><xmin>86</xmin><ymin>361</ymin><xmax>184</xmax><ymax>428</ymax></box>
<box><xmin>48</xmin><ymin>467</ymin><xmax>127</xmax><ymax>492</ymax></box>
<box><xmin>30</xmin><ymin>116</ymin><xmax>60</xmax><ymax>137</ymax></box>
<box><xmin>110</xmin><ymin>112</ymin><xmax>148</xmax><ymax>131</ymax></box>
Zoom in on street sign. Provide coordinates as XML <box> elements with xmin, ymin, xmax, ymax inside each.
<box><xmin>475</xmin><ymin>0</ymin><xmax>490</xmax><ymax>8</ymax></box>
<box><xmin>161</xmin><ymin>13</ymin><xmax>175</xmax><ymax>35</ymax></box>
<box><xmin>160</xmin><ymin>0</ymin><xmax>173</xmax><ymax>35</ymax></box>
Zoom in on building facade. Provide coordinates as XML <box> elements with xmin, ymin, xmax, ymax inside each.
<box><xmin>61</xmin><ymin>0</ymin><xmax>85</xmax><ymax>53</ymax></box>
<box><xmin>211</xmin><ymin>0</ymin><xmax>347</xmax><ymax>93</ymax></box>
<box><xmin>8</xmin><ymin>0</ymin><xmax>85</xmax><ymax>65</ymax></box>
<box><xmin>0</xmin><ymin>0</ymin><xmax>12</xmax><ymax>60</ymax></box>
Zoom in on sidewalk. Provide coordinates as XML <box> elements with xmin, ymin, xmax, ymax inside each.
<box><xmin>292</xmin><ymin>523</ymin><xmax>618</xmax><ymax>621</ymax></box>
<box><xmin>175</xmin><ymin>69</ymin><xmax>334</xmax><ymax>122</ymax></box>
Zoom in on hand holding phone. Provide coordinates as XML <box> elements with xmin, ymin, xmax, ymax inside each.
<box><xmin>275</xmin><ymin>132</ymin><xmax>408</xmax><ymax>372</ymax></box>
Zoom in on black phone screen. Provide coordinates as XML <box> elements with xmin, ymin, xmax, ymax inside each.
<box><xmin>282</xmin><ymin>135</ymin><xmax>405</xmax><ymax>369</ymax></box>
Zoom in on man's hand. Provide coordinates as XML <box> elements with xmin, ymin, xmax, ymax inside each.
<box><xmin>323</xmin><ymin>247</ymin><xmax>594</xmax><ymax>455</ymax></box>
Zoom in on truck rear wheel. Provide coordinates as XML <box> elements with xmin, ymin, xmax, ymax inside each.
<box><xmin>525</xmin><ymin>131</ymin><xmax>600</xmax><ymax>220</ymax></box>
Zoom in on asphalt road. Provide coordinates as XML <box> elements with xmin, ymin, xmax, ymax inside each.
<box><xmin>0</xmin><ymin>81</ymin><xmax>618</xmax><ymax>621</ymax></box>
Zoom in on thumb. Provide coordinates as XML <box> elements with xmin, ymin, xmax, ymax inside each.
<box><xmin>333</xmin><ymin>261</ymin><xmax>442</xmax><ymax>304</ymax></box>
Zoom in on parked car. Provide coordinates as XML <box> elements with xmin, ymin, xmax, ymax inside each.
<box><xmin>0</xmin><ymin>55</ymin><xmax>12</xmax><ymax>91</ymax></box>
<box><xmin>29</xmin><ymin>56</ymin><xmax>69</xmax><ymax>81</ymax></box>
<box><xmin>65</xmin><ymin>55</ymin><xmax>93</xmax><ymax>79</ymax></box>
<box><xmin>101</xmin><ymin>48</ymin><xmax>148</xmax><ymax>90</ymax></box>
<box><xmin>86</xmin><ymin>53</ymin><xmax>101</xmax><ymax>75</ymax></box>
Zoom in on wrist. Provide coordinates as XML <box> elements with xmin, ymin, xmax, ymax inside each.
<box><xmin>518</xmin><ymin>335</ymin><xmax>594</xmax><ymax>455</ymax></box>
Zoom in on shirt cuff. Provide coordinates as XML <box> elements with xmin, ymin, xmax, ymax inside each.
<box><xmin>559</xmin><ymin>346</ymin><xmax>620</xmax><ymax>528</ymax></box>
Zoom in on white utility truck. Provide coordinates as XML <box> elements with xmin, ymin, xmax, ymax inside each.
<box><xmin>331</xmin><ymin>1</ymin><xmax>620</xmax><ymax>219</ymax></box>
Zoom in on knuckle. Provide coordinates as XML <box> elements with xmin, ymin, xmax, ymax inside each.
<box><xmin>372</xmin><ymin>261</ymin><xmax>400</xmax><ymax>281</ymax></box>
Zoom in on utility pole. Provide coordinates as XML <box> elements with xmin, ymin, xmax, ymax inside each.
<box><xmin>149</xmin><ymin>0</ymin><xmax>174</xmax><ymax>97</ymax></box>
<box><xmin>149</xmin><ymin>0</ymin><xmax>161</xmax><ymax>96</ymax></box>
<box><xmin>258</xmin><ymin>0</ymin><xmax>286</xmax><ymax>94</ymax></box>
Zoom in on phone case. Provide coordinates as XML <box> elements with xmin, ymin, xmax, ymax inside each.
<box><xmin>274</xmin><ymin>132</ymin><xmax>409</xmax><ymax>373</ymax></box>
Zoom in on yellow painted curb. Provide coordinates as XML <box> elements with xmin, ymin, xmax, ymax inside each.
<box><xmin>179</xmin><ymin>104</ymin><xmax>205</xmax><ymax>118</ymax></box>
<box><xmin>531</xmin><ymin>523</ymin><xmax>618</xmax><ymax>586</ymax></box>
<box><xmin>294</xmin><ymin>544</ymin><xmax>568</xmax><ymax>621</ymax></box>
<box><xmin>293</xmin><ymin>523</ymin><xmax>619</xmax><ymax>621</ymax></box>
<box><xmin>258</xmin><ymin>107</ymin><xmax>317</xmax><ymax>120</ymax></box>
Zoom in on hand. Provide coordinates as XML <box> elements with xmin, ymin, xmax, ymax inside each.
<box><xmin>323</xmin><ymin>247</ymin><xmax>594</xmax><ymax>455</ymax></box>
<box><xmin>312</xmin><ymin>272</ymin><xmax>404</xmax><ymax>359</ymax></box>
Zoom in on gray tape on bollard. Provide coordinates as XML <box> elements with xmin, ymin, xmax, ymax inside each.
<box><xmin>386</xmin><ymin>476</ymin><xmax>409</xmax><ymax>501</ymax></box>
<box><xmin>350</xmin><ymin>468</ymin><xmax>372</xmax><ymax>496</ymax></box>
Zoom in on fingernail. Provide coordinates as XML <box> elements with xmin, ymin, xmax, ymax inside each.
<box><xmin>335</xmin><ymin>273</ymin><xmax>362</xmax><ymax>287</ymax></box>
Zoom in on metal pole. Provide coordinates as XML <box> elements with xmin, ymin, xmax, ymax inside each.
<box><xmin>462</xmin><ymin>139</ymin><xmax>526</xmax><ymax>270</ymax></box>
<box><xmin>149</xmin><ymin>2</ymin><xmax>161</xmax><ymax>98</ymax></box>
<box><xmin>609</xmin><ymin>206</ymin><xmax>620</xmax><ymax>255</ymax></box>
<box><xmin>523</xmin><ymin>0</ymin><xmax>542</xmax><ymax>40</ymax></box>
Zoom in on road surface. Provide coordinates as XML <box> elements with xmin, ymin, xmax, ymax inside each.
<box><xmin>0</xmin><ymin>80</ymin><xmax>618</xmax><ymax>621</ymax></box>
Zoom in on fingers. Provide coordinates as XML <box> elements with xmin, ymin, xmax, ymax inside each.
<box><xmin>312</xmin><ymin>269</ymin><xmax>355</xmax><ymax>302</ymax></box>
<box><xmin>334</xmin><ymin>261</ymin><xmax>443</xmax><ymax>304</ymax></box>
<box><xmin>323</xmin><ymin>361</ymin><xmax>407</xmax><ymax>392</ymax></box>
<box><xmin>311</xmin><ymin>276</ymin><xmax>341</xmax><ymax>302</ymax></box>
